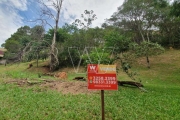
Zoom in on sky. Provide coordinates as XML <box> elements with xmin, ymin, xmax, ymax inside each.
<box><xmin>0</xmin><ymin>0</ymin><xmax>124</xmax><ymax>47</ymax></box>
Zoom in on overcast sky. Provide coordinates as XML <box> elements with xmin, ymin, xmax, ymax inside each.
<box><xmin>0</xmin><ymin>0</ymin><xmax>124</xmax><ymax>46</ymax></box>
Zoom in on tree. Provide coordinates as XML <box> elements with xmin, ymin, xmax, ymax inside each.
<box><xmin>62</xmin><ymin>23</ymin><xmax>79</xmax><ymax>34</ymax></box>
<box><xmin>106</xmin><ymin>0</ymin><xmax>166</xmax><ymax>68</ymax></box>
<box><xmin>3</xmin><ymin>26</ymin><xmax>32</xmax><ymax>62</ymax></box>
<box><xmin>157</xmin><ymin>0</ymin><xmax>180</xmax><ymax>47</ymax></box>
<box><xmin>107</xmin><ymin>0</ymin><xmax>168</xmax><ymax>43</ymax></box>
<box><xmin>65</xmin><ymin>10</ymin><xmax>100</xmax><ymax>65</ymax></box>
<box><xmin>130</xmin><ymin>41</ymin><xmax>164</xmax><ymax>68</ymax></box>
<box><xmin>169</xmin><ymin>0</ymin><xmax>180</xmax><ymax>47</ymax></box>
<box><xmin>73</xmin><ymin>10</ymin><xmax>97</xmax><ymax>30</ymax></box>
<box><xmin>37</xmin><ymin>0</ymin><xmax>63</xmax><ymax>71</ymax></box>
<box><xmin>32</xmin><ymin>26</ymin><xmax>45</xmax><ymax>67</ymax></box>
<box><xmin>44</xmin><ymin>27</ymin><xmax>72</xmax><ymax>67</ymax></box>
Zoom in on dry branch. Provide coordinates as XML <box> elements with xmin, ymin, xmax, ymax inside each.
<box><xmin>118</xmin><ymin>81</ymin><xmax>144</xmax><ymax>87</ymax></box>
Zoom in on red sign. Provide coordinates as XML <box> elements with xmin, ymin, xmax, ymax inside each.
<box><xmin>87</xmin><ymin>64</ymin><xmax>118</xmax><ymax>90</ymax></box>
<box><xmin>87</xmin><ymin>64</ymin><xmax>98</xmax><ymax>73</ymax></box>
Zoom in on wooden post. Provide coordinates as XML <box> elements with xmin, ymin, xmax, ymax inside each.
<box><xmin>101</xmin><ymin>90</ymin><xmax>105</xmax><ymax>120</ymax></box>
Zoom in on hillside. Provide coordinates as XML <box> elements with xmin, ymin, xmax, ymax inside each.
<box><xmin>0</xmin><ymin>49</ymin><xmax>180</xmax><ymax>119</ymax></box>
<box><xmin>0</xmin><ymin>49</ymin><xmax>180</xmax><ymax>85</ymax></box>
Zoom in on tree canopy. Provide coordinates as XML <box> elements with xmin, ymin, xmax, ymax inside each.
<box><xmin>2</xmin><ymin>0</ymin><xmax>180</xmax><ymax>70</ymax></box>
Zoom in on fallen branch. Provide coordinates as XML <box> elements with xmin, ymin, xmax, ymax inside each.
<box><xmin>41</xmin><ymin>79</ymin><xmax>56</xmax><ymax>82</ymax></box>
<box><xmin>118</xmin><ymin>81</ymin><xmax>148</xmax><ymax>92</ymax></box>
<box><xmin>43</xmin><ymin>72</ymin><xmax>54</xmax><ymax>76</ymax></box>
<box><xmin>27</xmin><ymin>81</ymin><xmax>42</xmax><ymax>85</ymax></box>
<box><xmin>73</xmin><ymin>77</ymin><xmax>86</xmax><ymax>81</ymax></box>
<box><xmin>118</xmin><ymin>81</ymin><xmax>144</xmax><ymax>87</ymax></box>
<box><xmin>139</xmin><ymin>87</ymin><xmax>148</xmax><ymax>92</ymax></box>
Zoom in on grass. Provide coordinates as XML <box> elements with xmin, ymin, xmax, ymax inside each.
<box><xmin>0</xmin><ymin>83</ymin><xmax>179</xmax><ymax>120</ymax></box>
<box><xmin>0</xmin><ymin>61</ymin><xmax>54</xmax><ymax>82</ymax></box>
<box><xmin>0</xmin><ymin>50</ymin><xmax>180</xmax><ymax>120</ymax></box>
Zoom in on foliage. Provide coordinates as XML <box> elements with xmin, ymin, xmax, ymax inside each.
<box><xmin>60</xmin><ymin>47</ymin><xmax>80</xmax><ymax>67</ymax></box>
<box><xmin>81</xmin><ymin>48</ymin><xmax>114</xmax><ymax>66</ymax></box>
<box><xmin>45</xmin><ymin>28</ymin><xmax>70</xmax><ymax>43</ymax></box>
<box><xmin>5</xmin><ymin>40</ymin><xmax>20</xmax><ymax>53</ymax></box>
<box><xmin>3</xmin><ymin>26</ymin><xmax>31</xmax><ymax>60</ymax></box>
<box><xmin>62</xmin><ymin>23</ymin><xmax>79</xmax><ymax>34</ymax></box>
<box><xmin>156</xmin><ymin>0</ymin><xmax>180</xmax><ymax>47</ymax></box>
<box><xmin>170</xmin><ymin>0</ymin><xmax>180</xmax><ymax>17</ymax></box>
<box><xmin>73</xmin><ymin>10</ymin><xmax>97</xmax><ymax>29</ymax></box>
<box><xmin>131</xmin><ymin>41</ymin><xmax>165</xmax><ymax>57</ymax></box>
<box><xmin>56</xmin><ymin>26</ymin><xmax>105</xmax><ymax>68</ymax></box>
<box><xmin>2</xmin><ymin>0</ymin><xmax>180</xmax><ymax>71</ymax></box>
<box><xmin>31</xmin><ymin>25</ymin><xmax>44</xmax><ymax>41</ymax></box>
<box><xmin>3</xmin><ymin>25</ymin><xmax>47</xmax><ymax>63</ymax></box>
<box><xmin>107</xmin><ymin>0</ymin><xmax>169</xmax><ymax>43</ymax></box>
<box><xmin>130</xmin><ymin>41</ymin><xmax>165</xmax><ymax>68</ymax></box>
<box><xmin>104</xmin><ymin>30</ymin><xmax>131</xmax><ymax>54</ymax></box>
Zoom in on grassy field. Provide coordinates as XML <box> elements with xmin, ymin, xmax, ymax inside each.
<box><xmin>0</xmin><ymin>50</ymin><xmax>180</xmax><ymax>120</ymax></box>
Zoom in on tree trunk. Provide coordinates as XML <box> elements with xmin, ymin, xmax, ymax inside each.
<box><xmin>138</xmin><ymin>25</ymin><xmax>145</xmax><ymax>41</ymax></box>
<box><xmin>36</xmin><ymin>51</ymin><xmax>39</xmax><ymax>67</ymax></box>
<box><xmin>50</xmin><ymin>29</ymin><xmax>57</xmax><ymax>71</ymax></box>
<box><xmin>49</xmin><ymin>0</ymin><xmax>63</xmax><ymax>71</ymax></box>
<box><xmin>146</xmin><ymin>55</ymin><xmax>150</xmax><ymax>68</ymax></box>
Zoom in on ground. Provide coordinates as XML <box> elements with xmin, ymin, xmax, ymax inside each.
<box><xmin>0</xmin><ymin>49</ymin><xmax>180</xmax><ymax>119</ymax></box>
<box><xmin>5</xmin><ymin>78</ymin><xmax>98</xmax><ymax>95</ymax></box>
<box><xmin>41</xmin><ymin>81</ymin><xmax>97</xmax><ymax>94</ymax></box>
<box><xmin>2</xmin><ymin>49</ymin><xmax>180</xmax><ymax>95</ymax></box>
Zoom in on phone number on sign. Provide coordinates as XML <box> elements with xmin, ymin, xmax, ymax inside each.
<box><xmin>91</xmin><ymin>80</ymin><xmax>117</xmax><ymax>84</ymax></box>
<box><xmin>93</xmin><ymin>76</ymin><xmax>116</xmax><ymax>81</ymax></box>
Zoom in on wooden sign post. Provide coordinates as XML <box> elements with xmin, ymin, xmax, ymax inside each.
<box><xmin>87</xmin><ymin>64</ymin><xmax>118</xmax><ymax>120</ymax></box>
<box><xmin>101</xmin><ymin>90</ymin><xmax>105</xmax><ymax>120</ymax></box>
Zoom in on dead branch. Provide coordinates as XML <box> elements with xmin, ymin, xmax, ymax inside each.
<box><xmin>118</xmin><ymin>81</ymin><xmax>143</xmax><ymax>87</ymax></box>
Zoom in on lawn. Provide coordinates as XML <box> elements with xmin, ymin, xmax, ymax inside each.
<box><xmin>0</xmin><ymin>50</ymin><xmax>180</xmax><ymax>120</ymax></box>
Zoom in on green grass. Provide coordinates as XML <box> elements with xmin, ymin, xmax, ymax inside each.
<box><xmin>0</xmin><ymin>61</ymin><xmax>54</xmax><ymax>82</ymax></box>
<box><xmin>0</xmin><ymin>50</ymin><xmax>180</xmax><ymax>119</ymax></box>
<box><xmin>0</xmin><ymin>83</ymin><xmax>179</xmax><ymax>120</ymax></box>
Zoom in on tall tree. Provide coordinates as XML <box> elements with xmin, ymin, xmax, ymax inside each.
<box><xmin>37</xmin><ymin>0</ymin><xmax>63</xmax><ymax>71</ymax></box>
<box><xmin>4</xmin><ymin>26</ymin><xmax>31</xmax><ymax>62</ymax></box>
<box><xmin>106</xmin><ymin>0</ymin><xmax>166</xmax><ymax>68</ymax></box>
<box><xmin>158</xmin><ymin>0</ymin><xmax>180</xmax><ymax>47</ymax></box>
<box><xmin>108</xmin><ymin>0</ymin><xmax>168</xmax><ymax>43</ymax></box>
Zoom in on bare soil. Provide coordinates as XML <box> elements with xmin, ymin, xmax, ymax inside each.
<box><xmin>5</xmin><ymin>79</ymin><xmax>98</xmax><ymax>95</ymax></box>
<box><xmin>40</xmin><ymin>81</ymin><xmax>98</xmax><ymax>95</ymax></box>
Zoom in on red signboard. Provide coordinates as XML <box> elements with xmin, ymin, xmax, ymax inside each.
<box><xmin>87</xmin><ymin>64</ymin><xmax>118</xmax><ymax>90</ymax></box>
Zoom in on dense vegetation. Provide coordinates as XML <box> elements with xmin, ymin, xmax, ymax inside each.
<box><xmin>1</xmin><ymin>0</ymin><xmax>180</xmax><ymax>71</ymax></box>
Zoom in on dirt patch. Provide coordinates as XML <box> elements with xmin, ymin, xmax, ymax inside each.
<box><xmin>5</xmin><ymin>79</ymin><xmax>97</xmax><ymax>95</ymax></box>
<box><xmin>41</xmin><ymin>81</ymin><xmax>97</xmax><ymax>95</ymax></box>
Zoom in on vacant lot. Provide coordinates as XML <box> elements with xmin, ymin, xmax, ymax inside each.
<box><xmin>0</xmin><ymin>50</ymin><xmax>180</xmax><ymax>120</ymax></box>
